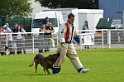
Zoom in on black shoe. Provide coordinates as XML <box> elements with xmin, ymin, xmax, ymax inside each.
<box><xmin>45</xmin><ymin>50</ymin><xmax>50</xmax><ymax>52</ymax></box>
<box><xmin>17</xmin><ymin>51</ymin><xmax>21</xmax><ymax>54</ymax></box>
<box><xmin>9</xmin><ymin>52</ymin><xmax>15</xmax><ymax>55</ymax></box>
<box><xmin>0</xmin><ymin>52</ymin><xmax>6</xmax><ymax>56</ymax></box>
<box><xmin>9</xmin><ymin>52</ymin><xmax>12</xmax><ymax>55</ymax></box>
<box><xmin>39</xmin><ymin>50</ymin><xmax>43</xmax><ymax>53</ymax></box>
<box><xmin>12</xmin><ymin>52</ymin><xmax>15</xmax><ymax>54</ymax></box>
<box><xmin>24</xmin><ymin>51</ymin><xmax>26</xmax><ymax>54</ymax></box>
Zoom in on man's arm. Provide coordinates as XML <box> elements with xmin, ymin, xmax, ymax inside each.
<box><xmin>74</xmin><ymin>28</ymin><xmax>80</xmax><ymax>45</ymax></box>
<box><xmin>50</xmin><ymin>27</ymin><xmax>55</xmax><ymax>33</ymax></box>
<box><xmin>58</xmin><ymin>24</ymin><xmax>66</xmax><ymax>44</ymax></box>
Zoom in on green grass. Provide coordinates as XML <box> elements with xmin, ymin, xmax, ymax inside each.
<box><xmin>0</xmin><ymin>48</ymin><xmax>124</xmax><ymax>82</ymax></box>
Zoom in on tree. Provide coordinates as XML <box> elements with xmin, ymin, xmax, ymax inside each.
<box><xmin>35</xmin><ymin>0</ymin><xmax>98</xmax><ymax>9</ymax></box>
<box><xmin>0</xmin><ymin>0</ymin><xmax>32</xmax><ymax>18</ymax></box>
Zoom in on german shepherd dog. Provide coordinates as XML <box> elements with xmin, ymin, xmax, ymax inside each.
<box><xmin>29</xmin><ymin>53</ymin><xmax>60</xmax><ymax>74</ymax></box>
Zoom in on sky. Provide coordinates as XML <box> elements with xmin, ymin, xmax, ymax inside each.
<box><xmin>29</xmin><ymin>0</ymin><xmax>49</xmax><ymax>16</ymax></box>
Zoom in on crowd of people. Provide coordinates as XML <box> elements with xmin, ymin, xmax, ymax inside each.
<box><xmin>38</xmin><ymin>17</ymin><xmax>55</xmax><ymax>53</ymax></box>
<box><xmin>0</xmin><ymin>23</ymin><xmax>26</xmax><ymax>55</ymax></box>
<box><xmin>0</xmin><ymin>17</ymin><xmax>55</xmax><ymax>55</ymax></box>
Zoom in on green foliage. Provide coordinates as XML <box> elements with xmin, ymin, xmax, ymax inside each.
<box><xmin>0</xmin><ymin>0</ymin><xmax>32</xmax><ymax>18</ymax></box>
<box><xmin>35</xmin><ymin>0</ymin><xmax>98</xmax><ymax>9</ymax></box>
<box><xmin>0</xmin><ymin>48</ymin><xmax>124</xmax><ymax>82</ymax></box>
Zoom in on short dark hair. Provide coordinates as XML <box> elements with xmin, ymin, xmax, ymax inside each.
<box><xmin>45</xmin><ymin>17</ymin><xmax>49</xmax><ymax>19</ymax></box>
<box><xmin>84</xmin><ymin>21</ymin><xmax>88</xmax><ymax>23</ymax></box>
<box><xmin>20</xmin><ymin>24</ymin><xmax>23</xmax><ymax>27</ymax></box>
<box><xmin>68</xmin><ymin>13</ymin><xmax>75</xmax><ymax>19</ymax></box>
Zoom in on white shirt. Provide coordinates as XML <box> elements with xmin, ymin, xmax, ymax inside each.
<box><xmin>16</xmin><ymin>32</ymin><xmax>23</xmax><ymax>39</ymax></box>
<box><xmin>4</xmin><ymin>27</ymin><xmax>13</xmax><ymax>41</ymax></box>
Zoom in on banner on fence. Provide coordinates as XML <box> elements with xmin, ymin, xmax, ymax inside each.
<box><xmin>79</xmin><ymin>33</ymin><xmax>94</xmax><ymax>45</ymax></box>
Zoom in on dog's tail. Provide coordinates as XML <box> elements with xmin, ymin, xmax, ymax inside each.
<box><xmin>29</xmin><ymin>60</ymin><xmax>35</xmax><ymax>67</ymax></box>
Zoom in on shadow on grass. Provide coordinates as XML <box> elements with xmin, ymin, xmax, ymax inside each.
<box><xmin>24</xmin><ymin>73</ymin><xmax>54</xmax><ymax>77</ymax></box>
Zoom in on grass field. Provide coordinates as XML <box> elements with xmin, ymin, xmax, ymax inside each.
<box><xmin>0</xmin><ymin>48</ymin><xmax>124</xmax><ymax>82</ymax></box>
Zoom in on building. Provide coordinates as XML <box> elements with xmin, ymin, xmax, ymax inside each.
<box><xmin>99</xmin><ymin>0</ymin><xmax>124</xmax><ymax>19</ymax></box>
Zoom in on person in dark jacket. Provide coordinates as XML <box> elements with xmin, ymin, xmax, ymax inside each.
<box><xmin>43</xmin><ymin>17</ymin><xmax>49</xmax><ymax>24</ymax></box>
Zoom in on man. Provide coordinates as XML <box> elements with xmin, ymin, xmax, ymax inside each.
<box><xmin>52</xmin><ymin>13</ymin><xmax>89</xmax><ymax>74</ymax></box>
<box><xmin>43</xmin><ymin>17</ymin><xmax>49</xmax><ymax>24</ymax></box>
<box><xmin>44</xmin><ymin>22</ymin><xmax>55</xmax><ymax>52</ymax></box>
<box><xmin>3</xmin><ymin>24</ymin><xmax>15</xmax><ymax>55</ymax></box>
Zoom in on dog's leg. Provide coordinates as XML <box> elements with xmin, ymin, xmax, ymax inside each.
<box><xmin>46</xmin><ymin>69</ymin><xmax>51</xmax><ymax>74</ymax></box>
<box><xmin>43</xmin><ymin>68</ymin><xmax>47</xmax><ymax>74</ymax></box>
<box><xmin>35</xmin><ymin>63</ymin><xmax>38</xmax><ymax>74</ymax></box>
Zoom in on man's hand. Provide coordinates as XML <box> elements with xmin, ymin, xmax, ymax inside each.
<box><xmin>61</xmin><ymin>44</ymin><xmax>65</xmax><ymax>47</ymax></box>
<box><xmin>46</xmin><ymin>30</ymin><xmax>50</xmax><ymax>33</ymax></box>
<box><xmin>77</xmin><ymin>42</ymin><xmax>80</xmax><ymax>45</ymax></box>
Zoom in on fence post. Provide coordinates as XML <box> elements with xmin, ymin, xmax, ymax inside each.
<box><xmin>6</xmin><ymin>34</ymin><xmax>8</xmax><ymax>47</ymax></box>
<box><xmin>80</xmin><ymin>35</ymin><xmax>83</xmax><ymax>50</ymax></box>
<box><xmin>102</xmin><ymin>29</ymin><xmax>104</xmax><ymax>48</ymax></box>
<box><xmin>107</xmin><ymin>29</ymin><xmax>111</xmax><ymax>48</ymax></box>
<box><xmin>32</xmin><ymin>33</ymin><xmax>34</xmax><ymax>54</ymax></box>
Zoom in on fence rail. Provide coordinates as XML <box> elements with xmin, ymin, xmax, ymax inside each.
<box><xmin>0</xmin><ymin>29</ymin><xmax>124</xmax><ymax>55</ymax></box>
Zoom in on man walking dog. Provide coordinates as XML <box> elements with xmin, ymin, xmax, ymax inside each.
<box><xmin>52</xmin><ymin>13</ymin><xmax>89</xmax><ymax>74</ymax></box>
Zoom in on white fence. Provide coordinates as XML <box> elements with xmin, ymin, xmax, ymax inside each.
<box><xmin>0</xmin><ymin>29</ymin><xmax>124</xmax><ymax>55</ymax></box>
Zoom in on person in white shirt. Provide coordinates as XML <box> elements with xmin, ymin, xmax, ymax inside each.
<box><xmin>3</xmin><ymin>24</ymin><xmax>15</xmax><ymax>55</ymax></box>
<box><xmin>82</xmin><ymin>21</ymin><xmax>90</xmax><ymax>49</ymax></box>
<box><xmin>20</xmin><ymin>25</ymin><xmax>26</xmax><ymax>54</ymax></box>
<box><xmin>15</xmin><ymin>25</ymin><xmax>23</xmax><ymax>54</ymax></box>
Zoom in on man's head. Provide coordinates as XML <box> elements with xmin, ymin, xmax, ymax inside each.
<box><xmin>6</xmin><ymin>23</ymin><xmax>9</xmax><ymax>27</ymax></box>
<box><xmin>84</xmin><ymin>21</ymin><xmax>88</xmax><ymax>26</ymax></box>
<box><xmin>68</xmin><ymin>13</ymin><xmax>75</xmax><ymax>24</ymax></box>
<box><xmin>14</xmin><ymin>23</ymin><xmax>18</xmax><ymax>29</ymax></box>
<box><xmin>3</xmin><ymin>25</ymin><xmax>7</xmax><ymax>29</ymax></box>
<box><xmin>49</xmin><ymin>23</ymin><xmax>52</xmax><ymax>27</ymax></box>
<box><xmin>46</xmin><ymin>21</ymin><xmax>50</xmax><ymax>27</ymax></box>
<box><xmin>45</xmin><ymin>17</ymin><xmax>49</xmax><ymax>21</ymax></box>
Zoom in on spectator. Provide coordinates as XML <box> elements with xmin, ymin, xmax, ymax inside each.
<box><xmin>44</xmin><ymin>22</ymin><xmax>54</xmax><ymax>52</ymax></box>
<box><xmin>0</xmin><ymin>26</ymin><xmax>6</xmax><ymax>55</ymax></box>
<box><xmin>48</xmin><ymin>23</ymin><xmax>55</xmax><ymax>33</ymax></box>
<box><xmin>5</xmin><ymin>23</ymin><xmax>9</xmax><ymax>27</ymax></box>
<box><xmin>12</xmin><ymin>23</ymin><xmax>18</xmax><ymax>37</ymax></box>
<box><xmin>3</xmin><ymin>24</ymin><xmax>15</xmax><ymax>55</ymax></box>
<box><xmin>0</xmin><ymin>26</ymin><xmax>6</xmax><ymax>43</ymax></box>
<box><xmin>38</xmin><ymin>24</ymin><xmax>46</xmax><ymax>53</ymax></box>
<box><xmin>82</xmin><ymin>21</ymin><xmax>90</xmax><ymax>49</ymax></box>
<box><xmin>15</xmin><ymin>25</ymin><xmax>23</xmax><ymax>54</ymax></box>
<box><xmin>43</xmin><ymin>17</ymin><xmax>49</xmax><ymax>24</ymax></box>
<box><xmin>20</xmin><ymin>25</ymin><xmax>26</xmax><ymax>54</ymax></box>
<box><xmin>12</xmin><ymin>23</ymin><xmax>18</xmax><ymax>53</ymax></box>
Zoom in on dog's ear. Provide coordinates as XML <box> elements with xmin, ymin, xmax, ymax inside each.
<box><xmin>46</xmin><ymin>55</ymin><xmax>53</xmax><ymax>61</ymax></box>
